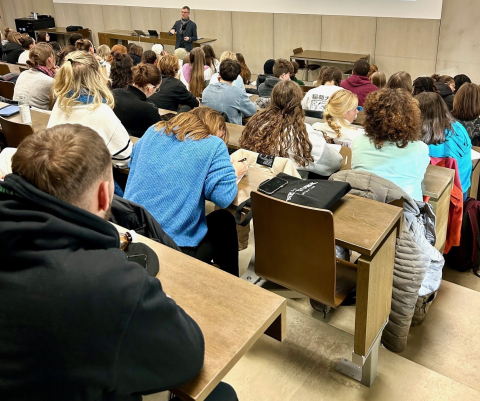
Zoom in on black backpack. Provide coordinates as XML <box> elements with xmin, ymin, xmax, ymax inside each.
<box><xmin>446</xmin><ymin>197</ymin><xmax>480</xmax><ymax>277</ymax></box>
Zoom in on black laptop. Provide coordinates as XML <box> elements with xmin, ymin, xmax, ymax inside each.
<box><xmin>148</xmin><ymin>30</ymin><xmax>159</xmax><ymax>37</ymax></box>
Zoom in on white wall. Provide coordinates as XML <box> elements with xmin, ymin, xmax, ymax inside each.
<box><xmin>52</xmin><ymin>0</ymin><xmax>443</xmax><ymax>19</ymax></box>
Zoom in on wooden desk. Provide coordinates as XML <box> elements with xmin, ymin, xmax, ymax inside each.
<box><xmin>98</xmin><ymin>29</ymin><xmax>216</xmax><ymax>49</ymax></box>
<box><xmin>112</xmin><ymin>224</ymin><xmax>286</xmax><ymax>401</ymax></box>
<box><xmin>237</xmin><ymin>168</ymin><xmax>401</xmax><ymax>385</ymax></box>
<box><xmin>0</xmin><ymin>62</ymin><xmax>21</xmax><ymax>74</ymax></box>
<box><xmin>422</xmin><ymin>164</ymin><xmax>455</xmax><ymax>252</ymax></box>
<box><xmin>0</xmin><ymin>101</ymin><xmax>50</xmax><ymax>133</ymax></box>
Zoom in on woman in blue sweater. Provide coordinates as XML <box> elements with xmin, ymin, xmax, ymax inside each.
<box><xmin>417</xmin><ymin>92</ymin><xmax>472</xmax><ymax>198</ymax></box>
<box><xmin>124</xmin><ymin>107</ymin><xmax>247</xmax><ymax>276</ymax></box>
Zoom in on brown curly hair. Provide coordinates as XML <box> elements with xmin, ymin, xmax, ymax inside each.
<box><xmin>239</xmin><ymin>80</ymin><xmax>313</xmax><ymax>167</ymax></box>
<box><xmin>363</xmin><ymin>88</ymin><xmax>421</xmax><ymax>149</ymax></box>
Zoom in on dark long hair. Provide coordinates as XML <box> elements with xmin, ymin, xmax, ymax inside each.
<box><xmin>109</xmin><ymin>52</ymin><xmax>133</xmax><ymax>90</ymax></box>
<box><xmin>416</xmin><ymin>92</ymin><xmax>455</xmax><ymax>145</ymax></box>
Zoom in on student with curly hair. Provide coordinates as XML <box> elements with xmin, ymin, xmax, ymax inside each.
<box><xmin>302</xmin><ymin>66</ymin><xmax>343</xmax><ymax>112</ymax></box>
<box><xmin>412</xmin><ymin>76</ymin><xmax>438</xmax><ymax>96</ymax></box>
<box><xmin>417</xmin><ymin>91</ymin><xmax>472</xmax><ymax>197</ymax></box>
<box><xmin>351</xmin><ymin>88</ymin><xmax>430</xmax><ymax>201</ymax></box>
<box><xmin>312</xmin><ymin>89</ymin><xmax>364</xmax><ymax>146</ymax></box>
<box><xmin>452</xmin><ymin>83</ymin><xmax>480</xmax><ymax>146</ymax></box>
<box><xmin>239</xmin><ymin>80</ymin><xmax>342</xmax><ymax>176</ymax></box>
<box><xmin>109</xmin><ymin>52</ymin><xmax>133</xmax><ymax>89</ymax></box>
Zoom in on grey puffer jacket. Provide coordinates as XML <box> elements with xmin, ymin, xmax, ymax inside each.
<box><xmin>330</xmin><ymin>170</ymin><xmax>444</xmax><ymax>353</ymax></box>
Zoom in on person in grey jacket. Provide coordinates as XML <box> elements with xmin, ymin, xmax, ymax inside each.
<box><xmin>202</xmin><ymin>59</ymin><xmax>256</xmax><ymax>125</ymax></box>
<box><xmin>240</xmin><ymin>80</ymin><xmax>342</xmax><ymax>176</ymax></box>
<box><xmin>169</xmin><ymin>6</ymin><xmax>198</xmax><ymax>52</ymax></box>
<box><xmin>258</xmin><ymin>58</ymin><xmax>294</xmax><ymax>98</ymax></box>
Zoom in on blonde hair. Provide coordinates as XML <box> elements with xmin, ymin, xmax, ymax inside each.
<box><xmin>324</xmin><ymin>90</ymin><xmax>359</xmax><ymax>138</ymax></box>
<box><xmin>96</xmin><ymin>44</ymin><xmax>110</xmax><ymax>61</ymax></box>
<box><xmin>219</xmin><ymin>51</ymin><xmax>237</xmax><ymax>63</ymax></box>
<box><xmin>52</xmin><ymin>51</ymin><xmax>114</xmax><ymax>115</ymax></box>
<box><xmin>154</xmin><ymin>106</ymin><xmax>228</xmax><ymax>144</ymax></box>
<box><xmin>174</xmin><ymin>47</ymin><xmax>187</xmax><ymax>61</ymax></box>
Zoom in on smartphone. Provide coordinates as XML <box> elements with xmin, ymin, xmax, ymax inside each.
<box><xmin>0</xmin><ymin>105</ymin><xmax>20</xmax><ymax>117</ymax></box>
<box><xmin>127</xmin><ymin>254</ymin><xmax>148</xmax><ymax>269</ymax></box>
<box><xmin>258</xmin><ymin>177</ymin><xmax>288</xmax><ymax>195</ymax></box>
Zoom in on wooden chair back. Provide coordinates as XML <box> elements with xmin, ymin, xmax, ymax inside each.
<box><xmin>0</xmin><ymin>81</ymin><xmax>15</xmax><ymax>100</ymax></box>
<box><xmin>78</xmin><ymin>28</ymin><xmax>90</xmax><ymax>39</ymax></box>
<box><xmin>300</xmin><ymin>85</ymin><xmax>315</xmax><ymax>93</ymax></box>
<box><xmin>293</xmin><ymin>47</ymin><xmax>303</xmax><ymax>55</ymax></box>
<box><xmin>0</xmin><ymin>116</ymin><xmax>34</xmax><ymax>147</ymax></box>
<box><xmin>0</xmin><ymin>64</ymin><xmax>11</xmax><ymax>75</ymax></box>
<box><xmin>251</xmin><ymin>190</ymin><xmax>357</xmax><ymax>308</ymax></box>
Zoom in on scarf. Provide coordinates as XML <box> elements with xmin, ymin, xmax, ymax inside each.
<box><xmin>35</xmin><ymin>65</ymin><xmax>54</xmax><ymax>78</ymax></box>
<box><xmin>68</xmin><ymin>90</ymin><xmax>106</xmax><ymax>104</ymax></box>
<box><xmin>179</xmin><ymin>18</ymin><xmax>190</xmax><ymax>35</ymax></box>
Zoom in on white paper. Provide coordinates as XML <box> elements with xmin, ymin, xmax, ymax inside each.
<box><xmin>327</xmin><ymin>144</ymin><xmax>342</xmax><ymax>153</ymax></box>
<box><xmin>472</xmin><ymin>149</ymin><xmax>480</xmax><ymax>160</ymax></box>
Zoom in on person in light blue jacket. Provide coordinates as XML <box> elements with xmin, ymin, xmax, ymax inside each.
<box><xmin>124</xmin><ymin>107</ymin><xmax>247</xmax><ymax>277</ymax></box>
<box><xmin>417</xmin><ymin>92</ymin><xmax>472</xmax><ymax>198</ymax></box>
<box><xmin>202</xmin><ymin>59</ymin><xmax>257</xmax><ymax>125</ymax></box>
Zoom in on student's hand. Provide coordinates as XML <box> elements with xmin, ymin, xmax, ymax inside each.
<box><xmin>232</xmin><ymin>159</ymin><xmax>248</xmax><ymax>178</ymax></box>
<box><xmin>184</xmin><ymin>36</ymin><xmax>190</xmax><ymax>41</ymax></box>
<box><xmin>170</xmin><ymin>29</ymin><xmax>176</xmax><ymax>35</ymax></box>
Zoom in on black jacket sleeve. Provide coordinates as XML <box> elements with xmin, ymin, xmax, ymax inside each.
<box><xmin>175</xmin><ymin>81</ymin><xmax>200</xmax><ymax>109</ymax></box>
<box><xmin>114</xmin><ymin>275</ymin><xmax>204</xmax><ymax>396</ymax></box>
<box><xmin>189</xmin><ymin>22</ymin><xmax>198</xmax><ymax>42</ymax></box>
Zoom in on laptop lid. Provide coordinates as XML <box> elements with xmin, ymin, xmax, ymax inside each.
<box><xmin>148</xmin><ymin>30</ymin><xmax>159</xmax><ymax>37</ymax></box>
<box><xmin>134</xmin><ymin>29</ymin><xmax>147</xmax><ymax>36</ymax></box>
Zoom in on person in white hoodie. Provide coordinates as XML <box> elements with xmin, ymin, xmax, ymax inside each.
<box><xmin>47</xmin><ymin>51</ymin><xmax>132</xmax><ymax>169</ymax></box>
<box><xmin>312</xmin><ymin>89</ymin><xmax>364</xmax><ymax>146</ymax></box>
<box><xmin>239</xmin><ymin>80</ymin><xmax>342</xmax><ymax>176</ymax></box>
<box><xmin>302</xmin><ymin>66</ymin><xmax>343</xmax><ymax>112</ymax></box>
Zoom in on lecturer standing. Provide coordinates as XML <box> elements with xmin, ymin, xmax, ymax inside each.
<box><xmin>169</xmin><ymin>6</ymin><xmax>198</xmax><ymax>52</ymax></box>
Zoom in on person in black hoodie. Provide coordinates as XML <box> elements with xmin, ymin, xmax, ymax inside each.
<box><xmin>149</xmin><ymin>53</ymin><xmax>199</xmax><ymax>112</ymax></box>
<box><xmin>258</xmin><ymin>58</ymin><xmax>294</xmax><ymax>98</ymax></box>
<box><xmin>2</xmin><ymin>31</ymin><xmax>25</xmax><ymax>63</ymax></box>
<box><xmin>432</xmin><ymin>74</ymin><xmax>455</xmax><ymax>111</ymax></box>
<box><xmin>256</xmin><ymin>58</ymin><xmax>275</xmax><ymax>89</ymax></box>
<box><xmin>0</xmin><ymin>124</ymin><xmax>237</xmax><ymax>401</ymax></box>
<box><xmin>113</xmin><ymin>63</ymin><xmax>162</xmax><ymax>137</ymax></box>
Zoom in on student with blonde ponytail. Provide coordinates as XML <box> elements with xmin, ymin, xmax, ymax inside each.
<box><xmin>113</xmin><ymin>63</ymin><xmax>162</xmax><ymax>137</ymax></box>
<box><xmin>13</xmin><ymin>43</ymin><xmax>57</xmax><ymax>110</ymax></box>
<box><xmin>312</xmin><ymin>89</ymin><xmax>364</xmax><ymax>146</ymax></box>
<box><xmin>47</xmin><ymin>51</ymin><xmax>132</xmax><ymax>168</ymax></box>
<box><xmin>179</xmin><ymin>47</ymin><xmax>213</xmax><ymax>97</ymax></box>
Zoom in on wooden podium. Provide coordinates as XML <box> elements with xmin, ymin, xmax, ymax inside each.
<box><xmin>98</xmin><ymin>29</ymin><xmax>216</xmax><ymax>48</ymax></box>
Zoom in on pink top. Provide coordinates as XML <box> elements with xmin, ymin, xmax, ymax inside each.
<box><xmin>182</xmin><ymin>63</ymin><xmax>210</xmax><ymax>83</ymax></box>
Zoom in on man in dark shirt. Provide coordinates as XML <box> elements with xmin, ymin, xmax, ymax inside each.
<box><xmin>0</xmin><ymin>124</ymin><xmax>236</xmax><ymax>401</ymax></box>
<box><xmin>169</xmin><ymin>6</ymin><xmax>198</xmax><ymax>52</ymax></box>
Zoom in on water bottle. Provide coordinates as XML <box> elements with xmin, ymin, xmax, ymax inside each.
<box><xmin>18</xmin><ymin>95</ymin><xmax>32</xmax><ymax>125</ymax></box>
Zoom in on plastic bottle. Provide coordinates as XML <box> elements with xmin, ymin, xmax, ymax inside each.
<box><xmin>18</xmin><ymin>95</ymin><xmax>32</xmax><ymax>125</ymax></box>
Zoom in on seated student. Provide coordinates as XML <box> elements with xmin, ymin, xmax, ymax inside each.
<box><xmin>454</xmin><ymin>74</ymin><xmax>471</xmax><ymax>93</ymax></box>
<box><xmin>68</xmin><ymin>32</ymin><xmax>82</xmax><ymax>46</ymax></box>
<box><xmin>236</xmin><ymin>53</ymin><xmax>251</xmax><ymax>85</ymax></box>
<box><xmin>174</xmin><ymin>47</ymin><xmax>187</xmax><ymax>69</ymax></box>
<box><xmin>96</xmin><ymin>44</ymin><xmax>111</xmax><ymax>76</ymax></box>
<box><xmin>386</xmin><ymin>71</ymin><xmax>413</xmax><ymax>93</ymax></box>
<box><xmin>370</xmin><ymin>71</ymin><xmax>386</xmax><ymax>89</ymax></box>
<box><xmin>36</xmin><ymin>31</ymin><xmax>50</xmax><ymax>43</ymax></box>
<box><xmin>290</xmin><ymin>61</ymin><xmax>304</xmax><ymax>85</ymax></box>
<box><xmin>48</xmin><ymin>51</ymin><xmax>132</xmax><ymax>168</ymax></box>
<box><xmin>107</xmin><ymin>44</ymin><xmax>127</xmax><ymax>61</ymax></box>
<box><xmin>312</xmin><ymin>89</ymin><xmax>364</xmax><ymax>146</ymax></box>
<box><xmin>208</xmin><ymin>51</ymin><xmax>245</xmax><ymax>90</ymax></box>
<box><xmin>152</xmin><ymin>43</ymin><xmax>165</xmax><ymax>57</ymax></box>
<box><xmin>13</xmin><ymin>43</ymin><xmax>57</xmax><ymax>110</ymax></box>
<box><xmin>17</xmin><ymin>35</ymin><xmax>34</xmax><ymax>64</ymax></box>
<box><xmin>258</xmin><ymin>58</ymin><xmax>293</xmax><ymax>98</ymax></box>
<box><xmin>340</xmin><ymin>59</ymin><xmax>378</xmax><ymax>106</ymax></box>
<box><xmin>412</xmin><ymin>76</ymin><xmax>438</xmax><ymax>96</ymax></box>
<box><xmin>302</xmin><ymin>66</ymin><xmax>342</xmax><ymax>112</ymax></box>
<box><xmin>57</xmin><ymin>44</ymin><xmax>75</xmax><ymax>66</ymax></box>
<box><xmin>203</xmin><ymin>44</ymin><xmax>219</xmax><ymax>72</ymax></box>
<box><xmin>109</xmin><ymin>52</ymin><xmax>134</xmax><ymax>90</ymax></box>
<box><xmin>452</xmin><ymin>83</ymin><xmax>480</xmax><ymax>146</ymax></box>
<box><xmin>2</xmin><ymin>31</ymin><xmax>25</xmax><ymax>63</ymax></box>
<box><xmin>202</xmin><ymin>59</ymin><xmax>257</xmax><ymax>125</ymax></box>
<box><xmin>0</xmin><ymin>124</ymin><xmax>210</xmax><ymax>401</ymax></box>
<box><xmin>113</xmin><ymin>63</ymin><xmax>162</xmax><ymax>137</ymax></box>
<box><xmin>179</xmin><ymin>47</ymin><xmax>213</xmax><ymax>97</ymax></box>
<box><xmin>239</xmin><ymin>80</ymin><xmax>342</xmax><ymax>176</ymax></box>
<box><xmin>256</xmin><ymin>58</ymin><xmax>274</xmax><ymax>88</ymax></box>
<box><xmin>124</xmin><ymin>107</ymin><xmax>247</xmax><ymax>277</ymax></box>
<box><xmin>148</xmin><ymin>54</ymin><xmax>199</xmax><ymax>112</ymax></box>
<box><xmin>141</xmin><ymin>49</ymin><xmax>157</xmax><ymax>65</ymax></box>
<box><xmin>352</xmin><ymin>88</ymin><xmax>430</xmax><ymax>201</ymax></box>
<box><xmin>129</xmin><ymin>44</ymin><xmax>143</xmax><ymax>66</ymax></box>
<box><xmin>432</xmin><ymin>74</ymin><xmax>455</xmax><ymax>111</ymax></box>
<box><xmin>367</xmin><ymin>64</ymin><xmax>378</xmax><ymax>79</ymax></box>
<box><xmin>417</xmin><ymin>91</ymin><xmax>472</xmax><ymax>197</ymax></box>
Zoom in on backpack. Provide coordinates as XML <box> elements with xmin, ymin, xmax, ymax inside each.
<box><xmin>446</xmin><ymin>197</ymin><xmax>480</xmax><ymax>277</ymax></box>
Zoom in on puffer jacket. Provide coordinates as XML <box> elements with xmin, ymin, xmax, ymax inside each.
<box><xmin>436</xmin><ymin>82</ymin><xmax>454</xmax><ymax>111</ymax></box>
<box><xmin>330</xmin><ymin>170</ymin><xmax>444</xmax><ymax>353</ymax></box>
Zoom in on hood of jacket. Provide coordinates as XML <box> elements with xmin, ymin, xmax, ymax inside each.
<box><xmin>342</xmin><ymin>74</ymin><xmax>373</xmax><ymax>88</ymax></box>
<box><xmin>0</xmin><ymin>174</ymin><xmax>119</xmax><ymax>255</ymax></box>
<box><xmin>263</xmin><ymin>76</ymin><xmax>282</xmax><ymax>89</ymax></box>
<box><xmin>436</xmin><ymin>82</ymin><xmax>453</xmax><ymax>98</ymax></box>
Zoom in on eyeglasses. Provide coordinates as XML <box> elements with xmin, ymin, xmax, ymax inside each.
<box><xmin>148</xmin><ymin>84</ymin><xmax>161</xmax><ymax>93</ymax></box>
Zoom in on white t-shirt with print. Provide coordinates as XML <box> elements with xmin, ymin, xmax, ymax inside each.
<box><xmin>301</xmin><ymin>85</ymin><xmax>342</xmax><ymax>112</ymax></box>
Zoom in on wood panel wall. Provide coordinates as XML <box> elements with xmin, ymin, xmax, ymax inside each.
<box><xmin>1</xmin><ymin>0</ymin><xmax>477</xmax><ymax>82</ymax></box>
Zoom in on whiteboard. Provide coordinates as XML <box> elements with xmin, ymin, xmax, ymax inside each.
<box><xmin>53</xmin><ymin>0</ymin><xmax>444</xmax><ymax>20</ymax></box>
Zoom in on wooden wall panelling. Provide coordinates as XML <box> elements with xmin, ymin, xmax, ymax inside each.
<box><xmin>0</xmin><ymin>0</ymin><xmax>16</xmax><ymax>31</ymax></box>
<box><xmin>101</xmin><ymin>5</ymin><xmax>131</xmax><ymax>31</ymax></box>
<box><xmin>232</xmin><ymin>12</ymin><xmax>274</xmax><ymax>75</ymax></box>
<box><xmin>53</xmin><ymin>2</ymin><xmax>79</xmax><ymax>27</ymax></box>
<box><xmin>77</xmin><ymin>4</ymin><xmax>104</xmax><ymax>47</ymax></box>
<box><xmin>195</xmin><ymin>9</ymin><xmax>233</xmax><ymax>59</ymax></box>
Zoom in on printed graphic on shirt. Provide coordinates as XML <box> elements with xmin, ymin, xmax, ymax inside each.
<box><xmin>310</xmin><ymin>94</ymin><xmax>330</xmax><ymax>112</ymax></box>
<box><xmin>257</xmin><ymin>154</ymin><xmax>275</xmax><ymax>168</ymax></box>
